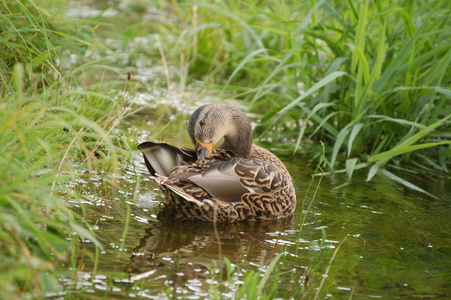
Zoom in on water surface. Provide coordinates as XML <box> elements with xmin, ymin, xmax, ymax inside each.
<box><xmin>61</xmin><ymin>102</ymin><xmax>451</xmax><ymax>299</ymax></box>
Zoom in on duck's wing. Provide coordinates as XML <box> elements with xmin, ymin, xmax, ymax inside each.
<box><xmin>138</xmin><ymin>142</ymin><xmax>196</xmax><ymax>177</ymax></box>
<box><xmin>171</xmin><ymin>158</ymin><xmax>248</xmax><ymax>203</ymax></box>
<box><xmin>233</xmin><ymin>158</ymin><xmax>288</xmax><ymax>193</ymax></box>
<box><xmin>169</xmin><ymin>158</ymin><xmax>286</xmax><ymax>203</ymax></box>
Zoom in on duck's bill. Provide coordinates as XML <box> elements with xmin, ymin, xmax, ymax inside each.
<box><xmin>195</xmin><ymin>139</ymin><xmax>214</xmax><ymax>160</ymax></box>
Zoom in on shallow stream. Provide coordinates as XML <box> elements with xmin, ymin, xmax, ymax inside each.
<box><xmin>60</xmin><ymin>102</ymin><xmax>451</xmax><ymax>299</ymax></box>
<box><xmin>61</xmin><ymin>1</ymin><xmax>451</xmax><ymax>298</ymax></box>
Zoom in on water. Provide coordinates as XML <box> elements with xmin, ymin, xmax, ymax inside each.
<box><xmin>61</xmin><ymin>102</ymin><xmax>450</xmax><ymax>299</ymax></box>
<box><xmin>60</xmin><ymin>2</ymin><xmax>451</xmax><ymax>298</ymax></box>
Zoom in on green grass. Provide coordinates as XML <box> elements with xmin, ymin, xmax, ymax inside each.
<box><xmin>147</xmin><ymin>0</ymin><xmax>450</xmax><ymax>197</ymax></box>
<box><xmin>0</xmin><ymin>0</ymin><xmax>130</xmax><ymax>298</ymax></box>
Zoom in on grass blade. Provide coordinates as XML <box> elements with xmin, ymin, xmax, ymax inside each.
<box><xmin>367</xmin><ymin>163</ymin><xmax>380</xmax><ymax>182</ymax></box>
<box><xmin>330</xmin><ymin>127</ymin><xmax>350</xmax><ymax>169</ymax></box>
<box><xmin>351</xmin><ymin>0</ymin><xmax>369</xmax><ymax>73</ymax></box>
<box><xmin>380</xmin><ymin>169</ymin><xmax>439</xmax><ymax>200</ymax></box>
<box><xmin>346</xmin><ymin>158</ymin><xmax>358</xmax><ymax>180</ymax></box>
<box><xmin>277</xmin><ymin>71</ymin><xmax>347</xmax><ymax>117</ymax></box>
<box><xmin>369</xmin><ymin>141</ymin><xmax>451</xmax><ymax>166</ymax></box>
<box><xmin>348</xmin><ymin>123</ymin><xmax>363</xmax><ymax>157</ymax></box>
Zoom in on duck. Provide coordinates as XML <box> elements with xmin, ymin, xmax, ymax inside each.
<box><xmin>138</xmin><ymin>103</ymin><xmax>296</xmax><ymax>222</ymax></box>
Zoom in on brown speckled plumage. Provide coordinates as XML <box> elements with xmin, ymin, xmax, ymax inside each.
<box><xmin>138</xmin><ymin>104</ymin><xmax>296</xmax><ymax>222</ymax></box>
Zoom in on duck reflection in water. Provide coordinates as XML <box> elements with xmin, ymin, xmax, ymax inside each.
<box><xmin>125</xmin><ymin>213</ymin><xmax>294</xmax><ymax>284</ymax></box>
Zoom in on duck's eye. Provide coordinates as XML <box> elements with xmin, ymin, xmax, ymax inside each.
<box><xmin>199</xmin><ymin>119</ymin><xmax>205</xmax><ymax>126</ymax></box>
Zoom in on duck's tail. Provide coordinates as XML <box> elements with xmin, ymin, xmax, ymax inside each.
<box><xmin>138</xmin><ymin>142</ymin><xmax>196</xmax><ymax>177</ymax></box>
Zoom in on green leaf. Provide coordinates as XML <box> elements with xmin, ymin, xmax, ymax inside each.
<box><xmin>346</xmin><ymin>158</ymin><xmax>358</xmax><ymax>180</ymax></box>
<box><xmin>367</xmin><ymin>164</ymin><xmax>379</xmax><ymax>182</ymax></box>
<box><xmin>70</xmin><ymin>222</ymin><xmax>103</xmax><ymax>249</ymax></box>
<box><xmin>354</xmin><ymin>47</ymin><xmax>370</xmax><ymax>84</ymax></box>
<box><xmin>277</xmin><ymin>71</ymin><xmax>347</xmax><ymax>117</ymax></box>
<box><xmin>252</xmin><ymin>51</ymin><xmax>294</xmax><ymax>104</ymax></box>
<box><xmin>351</xmin><ymin>0</ymin><xmax>369</xmax><ymax>72</ymax></box>
<box><xmin>293</xmin><ymin>121</ymin><xmax>306</xmax><ymax>154</ymax></box>
<box><xmin>369</xmin><ymin>141</ymin><xmax>451</xmax><ymax>165</ymax></box>
<box><xmin>369</xmin><ymin>19</ymin><xmax>386</xmax><ymax>82</ymax></box>
<box><xmin>256</xmin><ymin>254</ymin><xmax>282</xmax><ymax>297</ymax></box>
<box><xmin>348</xmin><ymin>123</ymin><xmax>364</xmax><ymax>157</ymax></box>
<box><xmin>366</xmin><ymin>115</ymin><xmax>427</xmax><ymax>129</ymax></box>
<box><xmin>368</xmin><ymin>115</ymin><xmax>451</xmax><ymax>165</ymax></box>
<box><xmin>315</xmin><ymin>163</ymin><xmax>367</xmax><ymax>177</ymax></box>
<box><xmin>380</xmin><ymin>169</ymin><xmax>439</xmax><ymax>200</ymax></box>
<box><xmin>223</xmin><ymin>48</ymin><xmax>267</xmax><ymax>92</ymax></box>
<box><xmin>436</xmin><ymin>87</ymin><xmax>451</xmax><ymax>98</ymax></box>
<box><xmin>330</xmin><ymin>127</ymin><xmax>350</xmax><ymax>169</ymax></box>
<box><xmin>297</xmin><ymin>105</ymin><xmax>340</xmax><ymax>138</ymax></box>
<box><xmin>372</xmin><ymin>30</ymin><xmax>417</xmax><ymax>94</ymax></box>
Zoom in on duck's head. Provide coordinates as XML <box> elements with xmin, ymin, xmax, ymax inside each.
<box><xmin>188</xmin><ymin>104</ymin><xmax>253</xmax><ymax>160</ymax></box>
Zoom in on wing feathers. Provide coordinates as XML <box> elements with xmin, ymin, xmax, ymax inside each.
<box><xmin>162</xmin><ymin>158</ymin><xmax>286</xmax><ymax>204</ymax></box>
<box><xmin>139</xmin><ymin>142</ymin><xmax>296</xmax><ymax>221</ymax></box>
<box><xmin>138</xmin><ymin>142</ymin><xmax>196</xmax><ymax>176</ymax></box>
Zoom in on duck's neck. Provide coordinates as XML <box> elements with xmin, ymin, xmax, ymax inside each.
<box><xmin>219</xmin><ymin>116</ymin><xmax>253</xmax><ymax>158</ymax></box>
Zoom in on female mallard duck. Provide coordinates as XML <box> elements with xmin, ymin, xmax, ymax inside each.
<box><xmin>138</xmin><ymin>103</ymin><xmax>296</xmax><ymax>222</ymax></box>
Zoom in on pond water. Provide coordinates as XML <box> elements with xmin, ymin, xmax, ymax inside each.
<box><xmin>61</xmin><ymin>102</ymin><xmax>451</xmax><ymax>299</ymax></box>
<box><xmin>60</xmin><ymin>1</ymin><xmax>451</xmax><ymax>299</ymax></box>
